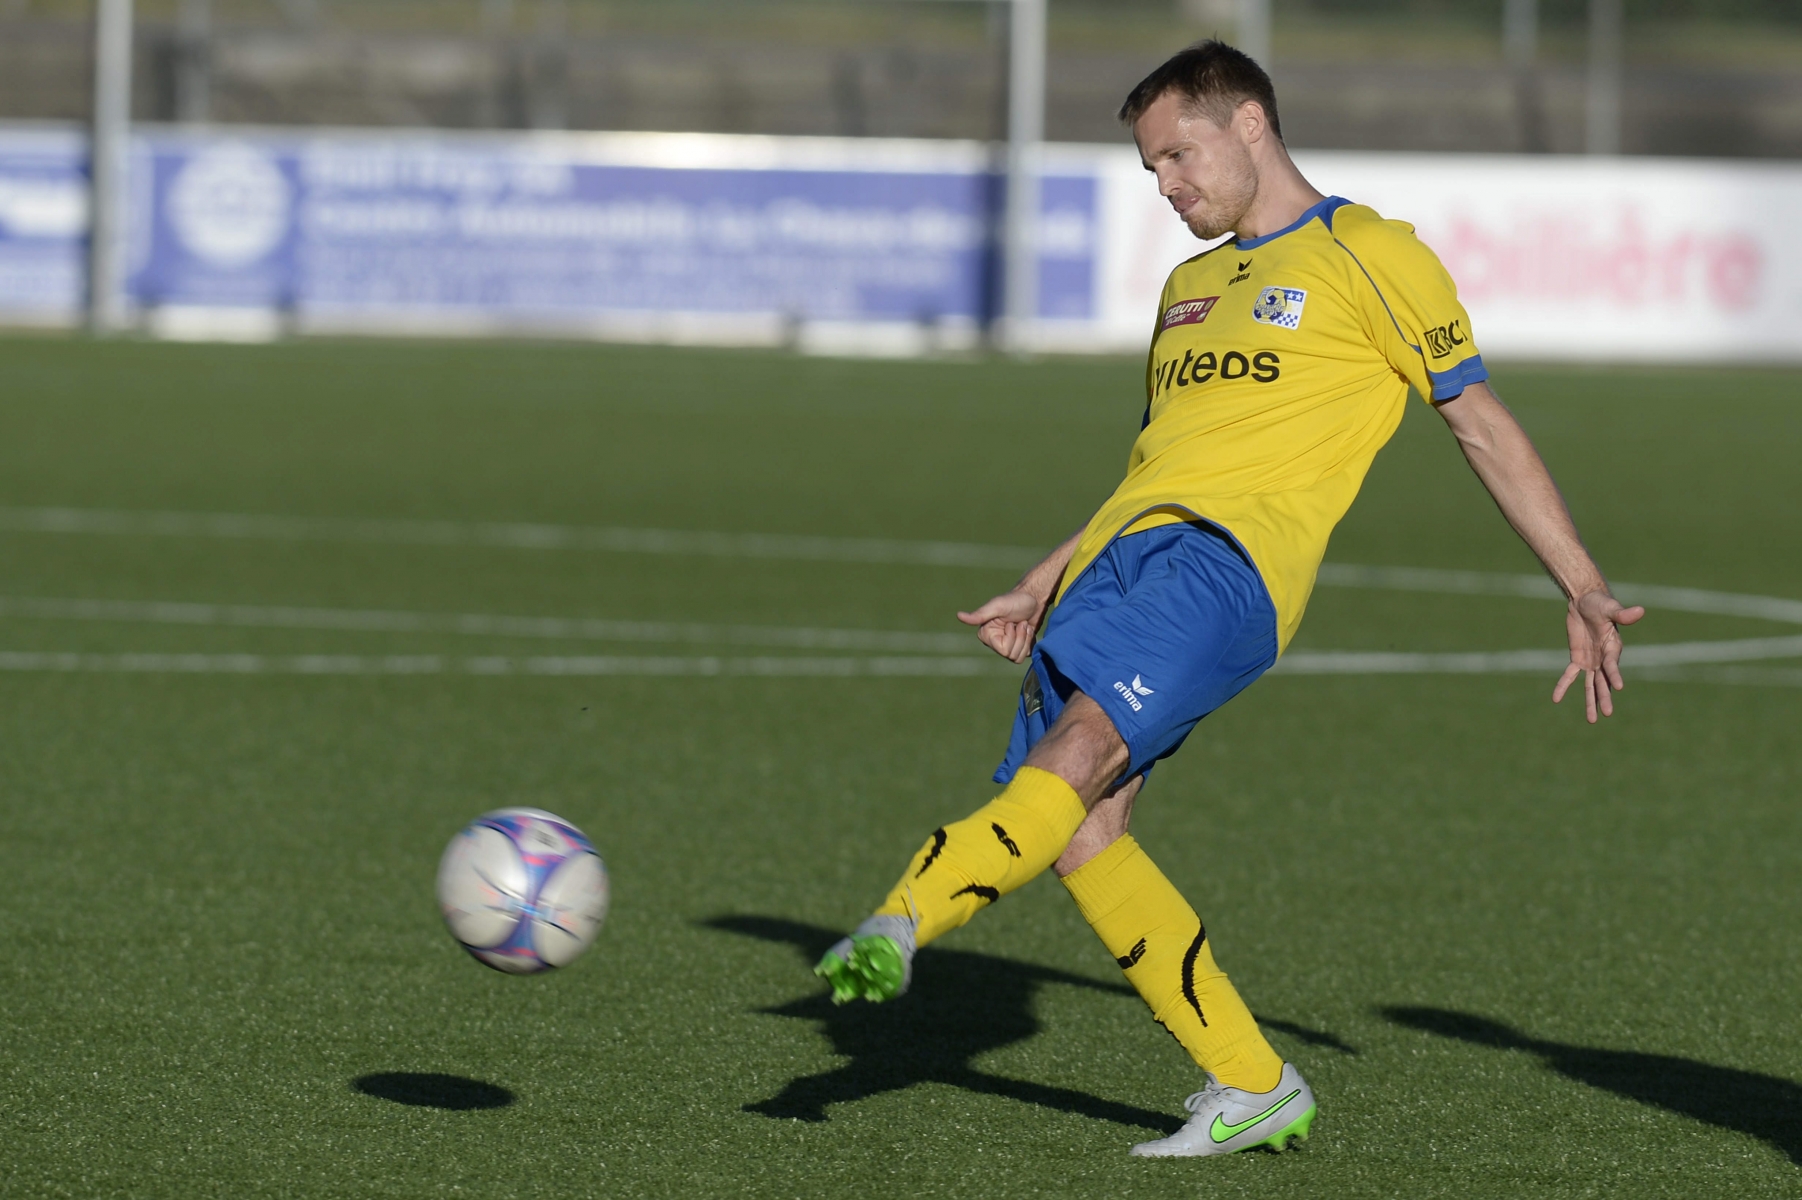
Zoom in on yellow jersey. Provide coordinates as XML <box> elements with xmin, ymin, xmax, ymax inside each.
<box><xmin>1058</xmin><ymin>196</ymin><xmax>1487</xmax><ymax>652</ymax></box>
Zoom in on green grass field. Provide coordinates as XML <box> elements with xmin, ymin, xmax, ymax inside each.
<box><xmin>0</xmin><ymin>336</ymin><xmax>1798</xmax><ymax>1199</ymax></box>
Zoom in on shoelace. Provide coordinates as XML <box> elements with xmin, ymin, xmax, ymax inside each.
<box><xmin>1182</xmin><ymin>1083</ymin><xmax>1228</xmax><ymax>1115</ymax></box>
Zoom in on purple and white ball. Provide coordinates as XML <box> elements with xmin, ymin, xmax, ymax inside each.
<box><xmin>436</xmin><ymin>808</ymin><xmax>610</xmax><ymax>974</ymax></box>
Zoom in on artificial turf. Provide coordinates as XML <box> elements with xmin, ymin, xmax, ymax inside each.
<box><xmin>0</xmin><ymin>336</ymin><xmax>1797</xmax><ymax>1198</ymax></box>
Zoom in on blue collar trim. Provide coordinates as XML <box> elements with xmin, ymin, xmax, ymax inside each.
<box><xmin>1234</xmin><ymin>196</ymin><xmax>1352</xmax><ymax>251</ymax></box>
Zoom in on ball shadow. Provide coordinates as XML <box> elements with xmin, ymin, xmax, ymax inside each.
<box><xmin>352</xmin><ymin>1072</ymin><xmax>515</xmax><ymax>1111</ymax></box>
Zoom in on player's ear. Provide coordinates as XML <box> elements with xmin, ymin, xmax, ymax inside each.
<box><xmin>1237</xmin><ymin>99</ymin><xmax>1267</xmax><ymax>147</ymax></box>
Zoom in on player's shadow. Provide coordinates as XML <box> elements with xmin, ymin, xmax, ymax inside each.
<box><xmin>1255</xmin><ymin>1015</ymin><xmax>1359</xmax><ymax>1056</ymax></box>
<box><xmin>1385</xmin><ymin>1006</ymin><xmax>1802</xmax><ymax>1165</ymax></box>
<box><xmin>705</xmin><ymin>915</ymin><xmax>1183</xmax><ymax>1133</ymax></box>
<box><xmin>352</xmin><ymin>1072</ymin><xmax>515</xmax><ymax>1111</ymax></box>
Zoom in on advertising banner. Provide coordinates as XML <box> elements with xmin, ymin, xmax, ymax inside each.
<box><xmin>125</xmin><ymin>129</ymin><xmax>1096</xmax><ymax>351</ymax></box>
<box><xmin>1089</xmin><ymin>147</ymin><xmax>1802</xmax><ymax>363</ymax></box>
<box><xmin>2</xmin><ymin>121</ymin><xmax>1799</xmax><ymax>362</ymax></box>
<box><xmin>0</xmin><ymin>125</ymin><xmax>88</xmax><ymax>322</ymax></box>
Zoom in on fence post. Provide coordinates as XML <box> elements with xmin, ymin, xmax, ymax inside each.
<box><xmin>1001</xmin><ymin>0</ymin><xmax>1044</xmax><ymax>353</ymax></box>
<box><xmin>89</xmin><ymin>0</ymin><xmax>134</xmax><ymax>334</ymax></box>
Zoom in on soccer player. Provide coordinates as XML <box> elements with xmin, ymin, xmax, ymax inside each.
<box><xmin>815</xmin><ymin>40</ymin><xmax>1645</xmax><ymax>1157</ymax></box>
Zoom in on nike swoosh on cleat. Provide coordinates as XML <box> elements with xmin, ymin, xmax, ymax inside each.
<box><xmin>1209</xmin><ymin>1089</ymin><xmax>1301</xmax><ymax>1143</ymax></box>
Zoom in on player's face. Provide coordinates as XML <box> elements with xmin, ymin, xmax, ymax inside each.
<box><xmin>1133</xmin><ymin>92</ymin><xmax>1258</xmax><ymax>242</ymax></box>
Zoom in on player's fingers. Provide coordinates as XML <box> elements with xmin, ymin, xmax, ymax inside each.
<box><xmin>1585</xmin><ymin>669</ymin><xmax>1600</xmax><ymax>723</ymax></box>
<box><xmin>958</xmin><ymin>600</ymin><xmax>1008</xmax><ymax>625</ymax></box>
<box><xmin>999</xmin><ymin>624</ymin><xmax>1026</xmax><ymax>662</ymax></box>
<box><xmin>1596</xmin><ymin>668</ymin><xmax>1615</xmax><ymax>718</ymax></box>
<box><xmin>1552</xmin><ymin>661</ymin><xmax>1581</xmax><ymax>703</ymax></box>
<box><xmin>1602</xmin><ymin>642</ymin><xmax>1627</xmax><ymax>692</ymax></box>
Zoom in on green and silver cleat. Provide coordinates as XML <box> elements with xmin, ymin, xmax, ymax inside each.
<box><xmin>1130</xmin><ymin>1063</ymin><xmax>1317</xmax><ymax>1158</ymax></box>
<box><xmin>814</xmin><ymin>915</ymin><xmax>917</xmax><ymax>1004</ymax></box>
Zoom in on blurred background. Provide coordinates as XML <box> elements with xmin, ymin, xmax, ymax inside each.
<box><xmin>1</xmin><ymin>0</ymin><xmax>1799</xmax><ymax>358</ymax></box>
<box><xmin>4</xmin><ymin>0</ymin><xmax>1799</xmax><ymax>155</ymax></box>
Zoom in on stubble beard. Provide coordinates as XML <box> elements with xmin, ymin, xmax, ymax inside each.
<box><xmin>1179</xmin><ymin>155</ymin><xmax>1259</xmax><ymax>242</ymax></box>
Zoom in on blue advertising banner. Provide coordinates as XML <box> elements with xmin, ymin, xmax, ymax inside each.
<box><xmin>0</xmin><ymin>126</ymin><xmax>88</xmax><ymax>319</ymax></box>
<box><xmin>121</xmin><ymin>129</ymin><xmax>1096</xmax><ymax>340</ymax></box>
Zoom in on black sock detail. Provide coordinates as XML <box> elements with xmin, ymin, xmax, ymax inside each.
<box><xmin>1181</xmin><ymin>924</ymin><xmax>1209</xmax><ymax>1027</ymax></box>
<box><xmin>950</xmin><ymin>883</ymin><xmax>1000</xmax><ymax>905</ymax></box>
<box><xmin>1115</xmin><ymin>937</ymin><xmax>1147</xmax><ymax>970</ymax></box>
<box><xmin>915</xmin><ymin>828</ymin><xmax>947</xmax><ymax>877</ymax></box>
<box><xmin>991</xmin><ymin>823</ymin><xmax>1021</xmax><ymax>857</ymax></box>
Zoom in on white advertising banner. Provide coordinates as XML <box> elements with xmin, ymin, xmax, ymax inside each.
<box><xmin>1081</xmin><ymin>146</ymin><xmax>1802</xmax><ymax>363</ymax></box>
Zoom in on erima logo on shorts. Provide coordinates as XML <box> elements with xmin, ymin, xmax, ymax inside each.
<box><xmin>1162</xmin><ymin>296</ymin><xmax>1220</xmax><ymax>330</ymax></box>
<box><xmin>1113</xmin><ymin>674</ymin><xmax>1154</xmax><ymax>712</ymax></box>
<box><xmin>1251</xmin><ymin>286</ymin><xmax>1307</xmax><ymax>330</ymax></box>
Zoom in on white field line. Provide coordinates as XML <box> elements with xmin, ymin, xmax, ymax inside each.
<box><xmin>0</xmin><ymin>596</ymin><xmax>977</xmax><ymax>654</ymax></box>
<box><xmin>1314</xmin><ymin>563</ymin><xmax>1802</xmax><ymax>627</ymax></box>
<box><xmin>2</xmin><ymin>508</ymin><xmax>1800</xmax><ymax>680</ymax></box>
<box><xmin>0</xmin><ymin>652</ymin><xmax>1017</xmax><ymax>678</ymax></box>
<box><xmin>7</xmin><ymin>594</ymin><xmax>1800</xmax><ymax>674</ymax></box>
<box><xmin>1639</xmin><ymin>666</ymin><xmax>1802</xmax><ymax>688</ymax></box>
<box><xmin>4</xmin><ymin>506</ymin><xmax>1799</xmax><ymax>628</ymax></box>
<box><xmin>1272</xmin><ymin>635</ymin><xmax>1802</xmax><ymax>676</ymax></box>
<box><xmin>0</xmin><ymin>507</ymin><xmax>1042</xmax><ymax>570</ymax></box>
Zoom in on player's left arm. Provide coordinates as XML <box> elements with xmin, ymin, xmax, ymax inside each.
<box><xmin>1434</xmin><ymin>382</ymin><xmax>1645</xmax><ymax>722</ymax></box>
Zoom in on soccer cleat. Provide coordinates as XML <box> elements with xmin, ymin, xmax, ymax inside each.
<box><xmin>813</xmin><ymin>914</ymin><xmax>917</xmax><ymax>1004</ymax></box>
<box><xmin>1129</xmin><ymin>1062</ymin><xmax>1316</xmax><ymax>1158</ymax></box>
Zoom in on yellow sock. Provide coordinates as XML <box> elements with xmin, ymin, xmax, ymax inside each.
<box><xmin>1061</xmin><ymin>834</ymin><xmax>1284</xmax><ymax>1093</ymax></box>
<box><xmin>875</xmin><ymin>766</ymin><xmax>1087</xmax><ymax>947</ymax></box>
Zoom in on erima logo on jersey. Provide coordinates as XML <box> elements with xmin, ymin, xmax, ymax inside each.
<box><xmin>1162</xmin><ymin>296</ymin><xmax>1220</xmax><ymax>330</ymax></box>
<box><xmin>1113</xmin><ymin>674</ymin><xmax>1154</xmax><ymax>712</ymax></box>
<box><xmin>1252</xmin><ymin>286</ymin><xmax>1307</xmax><ymax>330</ymax></box>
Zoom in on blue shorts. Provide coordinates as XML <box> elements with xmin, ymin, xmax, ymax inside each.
<box><xmin>994</xmin><ymin>520</ymin><xmax>1279</xmax><ymax>788</ymax></box>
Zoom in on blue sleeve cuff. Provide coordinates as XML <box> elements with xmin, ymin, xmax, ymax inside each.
<box><xmin>1428</xmin><ymin>354</ymin><xmax>1488</xmax><ymax>402</ymax></box>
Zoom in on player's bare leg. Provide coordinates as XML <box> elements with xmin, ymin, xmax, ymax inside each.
<box><xmin>1055</xmin><ymin>773</ymin><xmax>1141</xmax><ymax>879</ymax></box>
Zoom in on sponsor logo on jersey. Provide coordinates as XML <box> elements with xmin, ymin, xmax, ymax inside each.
<box><xmin>1162</xmin><ymin>296</ymin><xmax>1220</xmax><ymax>330</ymax></box>
<box><xmin>1423</xmin><ymin>318</ymin><xmax>1467</xmax><ymax>358</ymax></box>
<box><xmin>1154</xmin><ymin>349</ymin><xmax>1281</xmax><ymax>393</ymax></box>
<box><xmin>1112</xmin><ymin>674</ymin><xmax>1154</xmax><ymax>712</ymax></box>
<box><xmin>1228</xmin><ymin>258</ymin><xmax>1254</xmax><ymax>285</ymax></box>
<box><xmin>1252</xmin><ymin>286</ymin><xmax>1307</xmax><ymax>330</ymax></box>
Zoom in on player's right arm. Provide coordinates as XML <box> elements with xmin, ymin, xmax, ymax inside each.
<box><xmin>957</xmin><ymin>525</ymin><xmax>1087</xmax><ymax>663</ymax></box>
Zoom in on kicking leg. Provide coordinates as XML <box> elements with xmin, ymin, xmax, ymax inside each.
<box><xmin>817</xmin><ymin>693</ymin><xmax>1125</xmax><ymax>1004</ymax></box>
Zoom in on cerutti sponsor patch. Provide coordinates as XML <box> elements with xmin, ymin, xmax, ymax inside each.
<box><xmin>1161</xmin><ymin>296</ymin><xmax>1220</xmax><ymax>330</ymax></box>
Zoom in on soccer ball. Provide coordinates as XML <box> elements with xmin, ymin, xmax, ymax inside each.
<box><xmin>436</xmin><ymin>807</ymin><xmax>610</xmax><ymax>974</ymax></box>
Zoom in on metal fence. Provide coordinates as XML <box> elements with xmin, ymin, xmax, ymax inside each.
<box><xmin>5</xmin><ymin>1</ymin><xmax>1800</xmax><ymax>155</ymax></box>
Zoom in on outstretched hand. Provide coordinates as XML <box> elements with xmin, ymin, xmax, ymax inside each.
<box><xmin>1553</xmin><ymin>589</ymin><xmax>1646</xmax><ymax>723</ymax></box>
<box><xmin>957</xmin><ymin>589</ymin><xmax>1045</xmax><ymax>664</ymax></box>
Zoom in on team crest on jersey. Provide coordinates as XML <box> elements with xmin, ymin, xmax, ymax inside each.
<box><xmin>1251</xmin><ymin>286</ymin><xmax>1307</xmax><ymax>330</ymax></box>
<box><xmin>1162</xmin><ymin>296</ymin><xmax>1220</xmax><ymax>330</ymax></box>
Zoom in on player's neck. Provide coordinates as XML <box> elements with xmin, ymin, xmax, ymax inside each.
<box><xmin>1235</xmin><ymin>152</ymin><xmax>1328</xmax><ymax>242</ymax></box>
